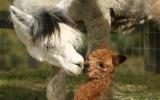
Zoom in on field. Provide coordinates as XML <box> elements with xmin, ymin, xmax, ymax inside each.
<box><xmin>113</xmin><ymin>57</ymin><xmax>160</xmax><ymax>100</ymax></box>
<box><xmin>0</xmin><ymin>57</ymin><xmax>160</xmax><ymax>100</ymax></box>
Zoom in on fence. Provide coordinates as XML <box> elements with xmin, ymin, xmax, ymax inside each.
<box><xmin>1</xmin><ymin>16</ymin><xmax>160</xmax><ymax>73</ymax></box>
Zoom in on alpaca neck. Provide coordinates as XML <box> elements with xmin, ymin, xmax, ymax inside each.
<box><xmin>88</xmin><ymin>78</ymin><xmax>111</xmax><ymax>94</ymax></box>
<box><xmin>47</xmin><ymin>67</ymin><xmax>67</xmax><ymax>100</ymax></box>
<box><xmin>74</xmin><ymin>77</ymin><xmax>112</xmax><ymax>100</ymax></box>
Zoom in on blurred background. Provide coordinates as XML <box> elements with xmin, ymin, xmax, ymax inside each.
<box><xmin>0</xmin><ymin>0</ymin><xmax>160</xmax><ymax>100</ymax></box>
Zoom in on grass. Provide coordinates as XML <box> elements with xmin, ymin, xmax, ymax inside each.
<box><xmin>0</xmin><ymin>57</ymin><xmax>160</xmax><ymax>100</ymax></box>
<box><xmin>0</xmin><ymin>67</ymin><xmax>51</xmax><ymax>100</ymax></box>
<box><xmin>0</xmin><ymin>66</ymin><xmax>85</xmax><ymax>100</ymax></box>
<box><xmin>113</xmin><ymin>57</ymin><xmax>160</xmax><ymax>100</ymax></box>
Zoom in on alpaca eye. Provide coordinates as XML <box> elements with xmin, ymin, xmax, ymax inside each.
<box><xmin>45</xmin><ymin>45</ymin><xmax>55</xmax><ymax>51</ymax></box>
<box><xmin>99</xmin><ymin>63</ymin><xmax>106</xmax><ymax>68</ymax></box>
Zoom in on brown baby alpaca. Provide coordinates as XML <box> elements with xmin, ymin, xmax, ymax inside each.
<box><xmin>74</xmin><ymin>49</ymin><xmax>126</xmax><ymax>100</ymax></box>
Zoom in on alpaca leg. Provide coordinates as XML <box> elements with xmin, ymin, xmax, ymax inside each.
<box><xmin>47</xmin><ymin>67</ymin><xmax>67</xmax><ymax>100</ymax></box>
<box><xmin>84</xmin><ymin>10</ymin><xmax>111</xmax><ymax>54</ymax></box>
<box><xmin>83</xmin><ymin>3</ymin><xmax>112</xmax><ymax>99</ymax></box>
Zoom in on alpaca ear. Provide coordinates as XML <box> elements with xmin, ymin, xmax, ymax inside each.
<box><xmin>10</xmin><ymin>5</ymin><xmax>35</xmax><ymax>29</ymax></box>
<box><xmin>113</xmin><ymin>55</ymin><xmax>127</xmax><ymax>65</ymax></box>
<box><xmin>10</xmin><ymin>5</ymin><xmax>35</xmax><ymax>39</ymax></box>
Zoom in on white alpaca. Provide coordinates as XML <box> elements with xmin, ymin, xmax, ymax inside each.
<box><xmin>10</xmin><ymin>0</ymin><xmax>83</xmax><ymax>100</ymax></box>
<box><xmin>10</xmin><ymin>0</ymin><xmax>84</xmax><ymax>75</ymax></box>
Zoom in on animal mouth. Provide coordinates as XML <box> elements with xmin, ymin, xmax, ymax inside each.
<box><xmin>65</xmin><ymin>64</ymin><xmax>83</xmax><ymax>75</ymax></box>
<box><xmin>88</xmin><ymin>77</ymin><xmax>99</xmax><ymax>81</ymax></box>
<box><xmin>66</xmin><ymin>70</ymin><xmax>76</xmax><ymax>75</ymax></box>
<box><xmin>66</xmin><ymin>69</ymin><xmax>81</xmax><ymax>75</ymax></box>
<box><xmin>74</xmin><ymin>63</ymin><xmax>81</xmax><ymax>68</ymax></box>
<box><xmin>83</xmin><ymin>70</ymin><xmax>92</xmax><ymax>79</ymax></box>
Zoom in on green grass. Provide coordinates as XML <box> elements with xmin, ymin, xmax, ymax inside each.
<box><xmin>0</xmin><ymin>67</ymin><xmax>50</xmax><ymax>100</ymax></box>
<box><xmin>0</xmin><ymin>57</ymin><xmax>160</xmax><ymax>100</ymax></box>
<box><xmin>113</xmin><ymin>57</ymin><xmax>160</xmax><ymax>100</ymax></box>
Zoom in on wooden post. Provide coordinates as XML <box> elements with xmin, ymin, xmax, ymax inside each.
<box><xmin>0</xmin><ymin>11</ymin><xmax>13</xmax><ymax>29</ymax></box>
<box><xmin>144</xmin><ymin>22</ymin><xmax>160</xmax><ymax>74</ymax></box>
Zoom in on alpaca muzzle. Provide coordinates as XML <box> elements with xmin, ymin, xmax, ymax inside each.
<box><xmin>83</xmin><ymin>63</ymin><xmax>90</xmax><ymax>74</ymax></box>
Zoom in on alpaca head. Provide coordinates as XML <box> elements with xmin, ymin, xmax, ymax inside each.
<box><xmin>10</xmin><ymin>5</ymin><xmax>84</xmax><ymax>75</ymax></box>
<box><xmin>84</xmin><ymin>49</ymin><xmax>126</xmax><ymax>80</ymax></box>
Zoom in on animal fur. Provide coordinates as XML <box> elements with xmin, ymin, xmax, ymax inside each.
<box><xmin>10</xmin><ymin>1</ymin><xmax>84</xmax><ymax>100</ymax></box>
<box><xmin>74</xmin><ymin>49</ymin><xmax>126</xmax><ymax>100</ymax></box>
<box><xmin>10</xmin><ymin>0</ymin><xmax>160</xmax><ymax>100</ymax></box>
<box><xmin>67</xmin><ymin>0</ymin><xmax>160</xmax><ymax>34</ymax></box>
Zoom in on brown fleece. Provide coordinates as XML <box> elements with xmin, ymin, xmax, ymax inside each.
<box><xmin>74</xmin><ymin>49</ymin><xmax>126</xmax><ymax>100</ymax></box>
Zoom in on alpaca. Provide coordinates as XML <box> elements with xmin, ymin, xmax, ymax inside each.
<box><xmin>10</xmin><ymin>0</ymin><xmax>84</xmax><ymax>100</ymax></box>
<box><xmin>9</xmin><ymin>0</ymin><xmax>160</xmax><ymax>100</ymax></box>
<box><xmin>74</xmin><ymin>49</ymin><xmax>126</xmax><ymax>100</ymax></box>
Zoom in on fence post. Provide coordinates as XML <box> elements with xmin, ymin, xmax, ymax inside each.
<box><xmin>144</xmin><ymin>23</ymin><xmax>160</xmax><ymax>74</ymax></box>
<box><xmin>0</xmin><ymin>11</ymin><xmax>13</xmax><ymax>29</ymax></box>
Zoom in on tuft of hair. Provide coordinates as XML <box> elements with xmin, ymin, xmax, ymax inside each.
<box><xmin>30</xmin><ymin>8</ymin><xmax>78</xmax><ymax>40</ymax></box>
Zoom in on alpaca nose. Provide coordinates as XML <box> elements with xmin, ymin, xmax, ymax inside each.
<box><xmin>75</xmin><ymin>63</ymin><xmax>82</xmax><ymax>68</ymax></box>
<box><xmin>74</xmin><ymin>61</ymin><xmax>84</xmax><ymax>69</ymax></box>
<box><xmin>83</xmin><ymin>63</ymin><xmax>90</xmax><ymax>73</ymax></box>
